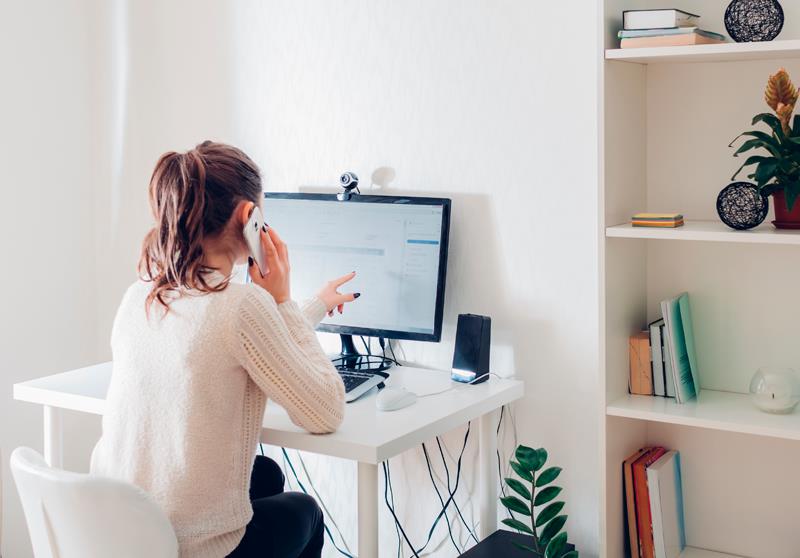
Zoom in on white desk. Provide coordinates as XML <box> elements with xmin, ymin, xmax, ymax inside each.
<box><xmin>14</xmin><ymin>362</ymin><xmax>523</xmax><ymax>556</ymax></box>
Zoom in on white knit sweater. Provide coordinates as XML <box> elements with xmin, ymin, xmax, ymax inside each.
<box><xmin>90</xmin><ymin>275</ymin><xmax>345</xmax><ymax>558</ymax></box>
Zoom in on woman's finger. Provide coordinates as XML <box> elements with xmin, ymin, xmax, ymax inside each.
<box><xmin>327</xmin><ymin>310</ymin><xmax>334</xmax><ymax>318</ymax></box>
<box><xmin>331</xmin><ymin>271</ymin><xmax>356</xmax><ymax>288</ymax></box>
<box><xmin>268</xmin><ymin>227</ymin><xmax>289</xmax><ymax>266</ymax></box>
<box><xmin>259</xmin><ymin>226</ymin><xmax>279</xmax><ymax>266</ymax></box>
<box><xmin>337</xmin><ymin>303</ymin><xmax>344</xmax><ymax>314</ymax></box>
<box><xmin>336</xmin><ymin>292</ymin><xmax>359</xmax><ymax>304</ymax></box>
<box><xmin>247</xmin><ymin>257</ymin><xmax>263</xmax><ymax>280</ymax></box>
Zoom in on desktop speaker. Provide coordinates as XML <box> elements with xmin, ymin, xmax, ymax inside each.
<box><xmin>451</xmin><ymin>314</ymin><xmax>491</xmax><ymax>384</ymax></box>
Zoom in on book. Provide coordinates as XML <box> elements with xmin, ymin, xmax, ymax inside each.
<box><xmin>631</xmin><ymin>213</ymin><xmax>685</xmax><ymax>228</ymax></box>
<box><xmin>661</xmin><ymin>293</ymin><xmax>700</xmax><ymax>404</ymax></box>
<box><xmin>647</xmin><ymin>451</ymin><xmax>686</xmax><ymax>558</ymax></box>
<box><xmin>621</xmin><ymin>30</ymin><xmax>725</xmax><ymax>49</ymax></box>
<box><xmin>633</xmin><ymin>447</ymin><xmax>667</xmax><ymax>558</ymax></box>
<box><xmin>661</xmin><ymin>323</ymin><xmax>676</xmax><ymax>398</ymax></box>
<box><xmin>632</xmin><ymin>220</ymin><xmax>685</xmax><ymax>228</ymax></box>
<box><xmin>649</xmin><ymin>319</ymin><xmax>666</xmax><ymax>397</ymax></box>
<box><xmin>624</xmin><ymin>448</ymin><xmax>650</xmax><ymax>557</ymax></box>
<box><xmin>629</xmin><ymin>331</ymin><xmax>653</xmax><ymax>395</ymax></box>
<box><xmin>619</xmin><ymin>27</ymin><xmax>699</xmax><ymax>39</ymax></box>
<box><xmin>623</xmin><ymin>9</ymin><xmax>700</xmax><ymax>31</ymax></box>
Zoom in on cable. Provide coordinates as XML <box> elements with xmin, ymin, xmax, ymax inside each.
<box><xmin>296</xmin><ymin>451</ymin><xmax>353</xmax><ymax>555</ymax></box>
<box><xmin>360</xmin><ymin>336</ymin><xmax>372</xmax><ymax>356</ymax></box>
<box><xmin>388</xmin><ymin>339</ymin><xmax>400</xmax><ymax>364</ymax></box>
<box><xmin>421</xmin><ymin>443</ymin><xmax>461</xmax><ymax>554</ymax></box>
<box><xmin>386</xmin><ymin>458</ymin><xmax>403</xmax><ymax>558</ymax></box>
<box><xmin>281</xmin><ymin>448</ymin><xmax>355</xmax><ymax>558</ymax></box>
<box><xmin>383</xmin><ymin>461</ymin><xmax>421</xmax><ymax>557</ymax></box>
<box><xmin>435</xmin><ymin>436</ymin><xmax>479</xmax><ymax>545</ymax></box>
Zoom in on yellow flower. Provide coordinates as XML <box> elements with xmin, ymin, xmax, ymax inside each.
<box><xmin>766</xmin><ymin>68</ymin><xmax>798</xmax><ymax>134</ymax></box>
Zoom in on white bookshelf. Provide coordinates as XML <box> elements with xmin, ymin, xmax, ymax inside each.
<box><xmin>607</xmin><ymin>220</ymin><xmax>800</xmax><ymax>245</ymax></box>
<box><xmin>601</xmin><ymin>1</ymin><xmax>800</xmax><ymax>557</ymax></box>
<box><xmin>606</xmin><ymin>39</ymin><xmax>800</xmax><ymax>64</ymax></box>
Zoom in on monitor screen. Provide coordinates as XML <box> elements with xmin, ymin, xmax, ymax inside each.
<box><xmin>263</xmin><ymin>193</ymin><xmax>450</xmax><ymax>341</ymax></box>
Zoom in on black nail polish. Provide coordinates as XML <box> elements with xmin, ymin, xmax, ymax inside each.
<box><xmin>248</xmin><ymin>257</ymin><xmax>254</xmax><ymax>267</ymax></box>
<box><xmin>354</xmin><ymin>293</ymin><xmax>361</xmax><ymax>299</ymax></box>
<box><xmin>262</xmin><ymin>224</ymin><xmax>267</xmax><ymax>232</ymax></box>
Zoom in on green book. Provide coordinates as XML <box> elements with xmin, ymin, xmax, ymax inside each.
<box><xmin>660</xmin><ymin>293</ymin><xmax>700</xmax><ymax>404</ymax></box>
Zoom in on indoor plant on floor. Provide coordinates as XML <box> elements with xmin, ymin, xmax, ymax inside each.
<box><xmin>731</xmin><ymin>68</ymin><xmax>800</xmax><ymax>228</ymax></box>
<box><xmin>498</xmin><ymin>445</ymin><xmax>578</xmax><ymax>558</ymax></box>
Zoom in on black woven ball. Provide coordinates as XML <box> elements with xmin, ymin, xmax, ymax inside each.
<box><xmin>717</xmin><ymin>182</ymin><xmax>769</xmax><ymax>230</ymax></box>
<box><xmin>725</xmin><ymin>0</ymin><xmax>784</xmax><ymax>42</ymax></box>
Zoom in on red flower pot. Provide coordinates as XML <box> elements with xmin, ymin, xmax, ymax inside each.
<box><xmin>772</xmin><ymin>190</ymin><xmax>800</xmax><ymax>229</ymax></box>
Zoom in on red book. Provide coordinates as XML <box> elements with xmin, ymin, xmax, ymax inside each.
<box><xmin>633</xmin><ymin>447</ymin><xmax>666</xmax><ymax>558</ymax></box>
<box><xmin>623</xmin><ymin>448</ymin><xmax>649</xmax><ymax>556</ymax></box>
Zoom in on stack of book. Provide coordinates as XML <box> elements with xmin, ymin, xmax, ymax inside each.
<box><xmin>624</xmin><ymin>447</ymin><xmax>686</xmax><ymax>558</ymax></box>
<box><xmin>631</xmin><ymin>213</ymin><xmax>684</xmax><ymax>228</ymax></box>
<box><xmin>620</xmin><ymin>9</ymin><xmax>726</xmax><ymax>49</ymax></box>
<box><xmin>629</xmin><ymin>292</ymin><xmax>700</xmax><ymax>404</ymax></box>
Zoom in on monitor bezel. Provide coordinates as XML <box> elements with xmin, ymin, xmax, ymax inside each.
<box><xmin>263</xmin><ymin>192</ymin><xmax>451</xmax><ymax>342</ymax></box>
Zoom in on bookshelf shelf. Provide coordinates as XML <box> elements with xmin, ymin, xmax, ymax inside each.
<box><xmin>606</xmin><ymin>220</ymin><xmax>800</xmax><ymax>245</ymax></box>
<box><xmin>607</xmin><ymin>389</ymin><xmax>800</xmax><ymax>442</ymax></box>
<box><xmin>680</xmin><ymin>548</ymin><xmax>743</xmax><ymax>558</ymax></box>
<box><xmin>606</xmin><ymin>39</ymin><xmax>800</xmax><ymax>64</ymax></box>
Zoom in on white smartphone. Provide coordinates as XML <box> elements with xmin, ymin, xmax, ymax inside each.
<box><xmin>243</xmin><ymin>206</ymin><xmax>268</xmax><ymax>276</ymax></box>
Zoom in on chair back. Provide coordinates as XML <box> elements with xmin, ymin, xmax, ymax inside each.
<box><xmin>10</xmin><ymin>447</ymin><xmax>178</xmax><ymax>558</ymax></box>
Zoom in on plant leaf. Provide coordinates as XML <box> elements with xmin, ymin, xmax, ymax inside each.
<box><xmin>734</xmin><ymin>138</ymin><xmax>781</xmax><ymax>158</ymax></box>
<box><xmin>536</xmin><ymin>501</ymin><xmax>566</xmax><ymax>527</ymax></box>
<box><xmin>561</xmin><ymin>552</ymin><xmax>579</xmax><ymax>558</ymax></box>
<box><xmin>545</xmin><ymin>532</ymin><xmax>568</xmax><ymax>558</ymax></box>
<box><xmin>540</xmin><ymin>515</ymin><xmax>567</xmax><ymax>548</ymax></box>
<box><xmin>510</xmin><ymin>460</ymin><xmax>533</xmax><ymax>482</ymax></box>
<box><xmin>516</xmin><ymin>445</ymin><xmax>543</xmax><ymax>471</ymax></box>
<box><xmin>753</xmin><ymin>112</ymin><xmax>786</xmax><ymax>139</ymax></box>
<box><xmin>741</xmin><ymin>130</ymin><xmax>782</xmax><ymax>148</ymax></box>
<box><xmin>502</xmin><ymin>517</ymin><xmax>533</xmax><ymax>535</ymax></box>
<box><xmin>505</xmin><ymin>477</ymin><xmax>531</xmax><ymax>500</ymax></box>
<box><xmin>754</xmin><ymin>159</ymin><xmax>781</xmax><ymax>186</ymax></box>
<box><xmin>731</xmin><ymin>155</ymin><xmax>772</xmax><ymax>180</ymax></box>
<box><xmin>534</xmin><ymin>486</ymin><xmax>563</xmax><ymax>506</ymax></box>
<box><xmin>500</xmin><ymin>495</ymin><xmax>532</xmax><ymax>516</ymax></box>
<box><xmin>536</xmin><ymin>467</ymin><xmax>562</xmax><ymax>487</ymax></box>
<box><xmin>785</xmin><ymin>182</ymin><xmax>800</xmax><ymax>211</ymax></box>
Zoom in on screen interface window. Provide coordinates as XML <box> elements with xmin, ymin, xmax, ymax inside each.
<box><xmin>264</xmin><ymin>198</ymin><xmax>444</xmax><ymax>335</ymax></box>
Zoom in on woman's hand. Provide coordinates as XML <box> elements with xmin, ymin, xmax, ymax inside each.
<box><xmin>317</xmin><ymin>272</ymin><xmax>361</xmax><ymax>317</ymax></box>
<box><xmin>248</xmin><ymin>226</ymin><xmax>291</xmax><ymax>304</ymax></box>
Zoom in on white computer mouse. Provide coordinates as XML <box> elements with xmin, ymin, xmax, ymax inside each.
<box><xmin>376</xmin><ymin>387</ymin><xmax>418</xmax><ymax>412</ymax></box>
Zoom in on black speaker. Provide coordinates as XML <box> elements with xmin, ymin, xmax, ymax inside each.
<box><xmin>451</xmin><ymin>314</ymin><xmax>491</xmax><ymax>384</ymax></box>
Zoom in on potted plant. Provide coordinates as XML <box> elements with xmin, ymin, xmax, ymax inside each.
<box><xmin>498</xmin><ymin>445</ymin><xmax>578</xmax><ymax>557</ymax></box>
<box><xmin>731</xmin><ymin>68</ymin><xmax>800</xmax><ymax>228</ymax></box>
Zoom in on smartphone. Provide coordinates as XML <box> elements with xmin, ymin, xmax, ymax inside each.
<box><xmin>243</xmin><ymin>206</ymin><xmax>268</xmax><ymax>276</ymax></box>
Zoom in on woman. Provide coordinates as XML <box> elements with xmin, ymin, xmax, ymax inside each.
<box><xmin>91</xmin><ymin>141</ymin><xmax>356</xmax><ymax>558</ymax></box>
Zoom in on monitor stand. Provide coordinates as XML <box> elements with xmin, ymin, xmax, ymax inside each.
<box><xmin>331</xmin><ymin>334</ymin><xmax>393</xmax><ymax>374</ymax></box>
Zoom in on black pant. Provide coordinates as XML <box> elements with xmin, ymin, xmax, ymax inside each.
<box><xmin>227</xmin><ymin>455</ymin><xmax>325</xmax><ymax>558</ymax></box>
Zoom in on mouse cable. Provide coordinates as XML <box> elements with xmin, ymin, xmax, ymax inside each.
<box><xmin>295</xmin><ymin>451</ymin><xmax>354</xmax><ymax>556</ymax></box>
<box><xmin>495</xmin><ymin>407</ymin><xmax>516</xmax><ymax>521</ymax></box>
<box><xmin>281</xmin><ymin>448</ymin><xmax>355</xmax><ymax>558</ymax></box>
<box><xmin>421</xmin><ymin>443</ymin><xmax>461</xmax><ymax>554</ymax></box>
<box><xmin>434</xmin><ymin>435</ymin><xmax>479</xmax><ymax>545</ymax></box>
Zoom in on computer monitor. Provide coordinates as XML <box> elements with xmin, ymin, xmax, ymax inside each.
<box><xmin>263</xmin><ymin>192</ymin><xmax>451</xmax><ymax>371</ymax></box>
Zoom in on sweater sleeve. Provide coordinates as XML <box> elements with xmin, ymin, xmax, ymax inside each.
<box><xmin>299</xmin><ymin>297</ymin><xmax>328</xmax><ymax>328</ymax></box>
<box><xmin>230</xmin><ymin>286</ymin><xmax>345</xmax><ymax>434</ymax></box>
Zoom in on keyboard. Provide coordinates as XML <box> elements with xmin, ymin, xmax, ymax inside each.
<box><xmin>340</xmin><ymin>371</ymin><xmax>374</xmax><ymax>392</ymax></box>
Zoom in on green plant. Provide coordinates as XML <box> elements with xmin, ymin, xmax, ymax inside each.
<box><xmin>500</xmin><ymin>445</ymin><xmax>578</xmax><ymax>557</ymax></box>
<box><xmin>731</xmin><ymin>68</ymin><xmax>800</xmax><ymax>211</ymax></box>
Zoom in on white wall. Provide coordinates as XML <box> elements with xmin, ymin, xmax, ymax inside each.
<box><xmin>0</xmin><ymin>2</ymin><xmax>105</xmax><ymax>556</ymax></box>
<box><xmin>3</xmin><ymin>1</ymin><xmax>601</xmax><ymax>556</ymax></box>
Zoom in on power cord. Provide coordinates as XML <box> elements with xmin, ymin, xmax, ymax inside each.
<box><xmin>281</xmin><ymin>448</ymin><xmax>355</xmax><ymax>558</ymax></box>
<box><xmin>435</xmin><ymin>435</ymin><xmax>479</xmax><ymax>545</ymax></box>
<box><xmin>421</xmin><ymin>443</ymin><xmax>461</xmax><ymax>554</ymax></box>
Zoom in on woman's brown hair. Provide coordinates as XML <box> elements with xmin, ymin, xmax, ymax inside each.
<box><xmin>139</xmin><ymin>141</ymin><xmax>262</xmax><ymax>313</ymax></box>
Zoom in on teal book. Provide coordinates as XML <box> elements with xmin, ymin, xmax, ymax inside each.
<box><xmin>660</xmin><ymin>293</ymin><xmax>699</xmax><ymax>404</ymax></box>
<box><xmin>647</xmin><ymin>450</ymin><xmax>686</xmax><ymax>558</ymax></box>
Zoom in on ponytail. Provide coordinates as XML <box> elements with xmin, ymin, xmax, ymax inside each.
<box><xmin>139</xmin><ymin>141</ymin><xmax>262</xmax><ymax>315</ymax></box>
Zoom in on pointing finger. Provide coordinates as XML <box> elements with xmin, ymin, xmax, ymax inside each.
<box><xmin>332</xmin><ymin>271</ymin><xmax>356</xmax><ymax>288</ymax></box>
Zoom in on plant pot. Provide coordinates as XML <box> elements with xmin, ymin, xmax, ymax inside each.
<box><xmin>458</xmin><ymin>530</ymin><xmax>576</xmax><ymax>557</ymax></box>
<box><xmin>772</xmin><ymin>190</ymin><xmax>800</xmax><ymax>229</ymax></box>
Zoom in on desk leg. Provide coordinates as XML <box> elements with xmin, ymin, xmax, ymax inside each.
<box><xmin>478</xmin><ymin>409</ymin><xmax>499</xmax><ymax>540</ymax></box>
<box><xmin>357</xmin><ymin>461</ymin><xmax>379</xmax><ymax>557</ymax></box>
<box><xmin>43</xmin><ymin>406</ymin><xmax>63</xmax><ymax>468</ymax></box>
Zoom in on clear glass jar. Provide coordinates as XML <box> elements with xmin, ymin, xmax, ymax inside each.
<box><xmin>749</xmin><ymin>367</ymin><xmax>800</xmax><ymax>414</ymax></box>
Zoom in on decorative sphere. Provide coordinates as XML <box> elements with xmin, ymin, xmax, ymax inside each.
<box><xmin>725</xmin><ymin>0</ymin><xmax>784</xmax><ymax>42</ymax></box>
<box><xmin>716</xmin><ymin>182</ymin><xmax>769</xmax><ymax>230</ymax></box>
<box><xmin>749</xmin><ymin>367</ymin><xmax>800</xmax><ymax>414</ymax></box>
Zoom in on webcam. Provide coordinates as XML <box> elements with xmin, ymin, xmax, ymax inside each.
<box><xmin>338</xmin><ymin>171</ymin><xmax>359</xmax><ymax>200</ymax></box>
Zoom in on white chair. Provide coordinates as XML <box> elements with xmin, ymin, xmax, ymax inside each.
<box><xmin>10</xmin><ymin>447</ymin><xmax>178</xmax><ymax>558</ymax></box>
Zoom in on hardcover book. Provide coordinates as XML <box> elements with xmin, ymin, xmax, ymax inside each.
<box><xmin>647</xmin><ymin>451</ymin><xmax>686</xmax><ymax>558</ymax></box>
<box><xmin>660</xmin><ymin>293</ymin><xmax>700</xmax><ymax>404</ymax></box>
